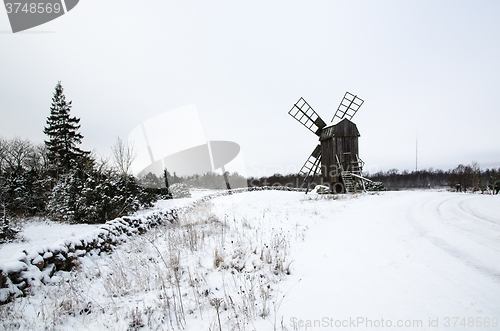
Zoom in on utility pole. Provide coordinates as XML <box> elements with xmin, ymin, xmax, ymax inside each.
<box><xmin>163</xmin><ymin>168</ymin><xmax>170</xmax><ymax>197</ymax></box>
<box><xmin>221</xmin><ymin>165</ymin><xmax>231</xmax><ymax>190</ymax></box>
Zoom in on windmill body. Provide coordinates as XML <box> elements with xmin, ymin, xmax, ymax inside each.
<box><xmin>319</xmin><ymin>118</ymin><xmax>360</xmax><ymax>187</ymax></box>
<box><xmin>288</xmin><ymin>92</ymin><xmax>370</xmax><ymax>193</ymax></box>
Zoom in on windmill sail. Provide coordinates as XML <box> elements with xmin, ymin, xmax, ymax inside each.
<box><xmin>332</xmin><ymin>92</ymin><xmax>364</xmax><ymax>122</ymax></box>
<box><xmin>299</xmin><ymin>145</ymin><xmax>322</xmax><ymax>193</ymax></box>
<box><xmin>289</xmin><ymin>97</ymin><xmax>327</xmax><ymax>136</ymax></box>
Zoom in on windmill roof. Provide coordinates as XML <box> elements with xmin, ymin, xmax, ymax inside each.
<box><xmin>319</xmin><ymin>118</ymin><xmax>360</xmax><ymax>140</ymax></box>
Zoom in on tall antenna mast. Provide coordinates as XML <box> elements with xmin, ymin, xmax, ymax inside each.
<box><xmin>415</xmin><ymin>133</ymin><xmax>418</xmax><ymax>172</ymax></box>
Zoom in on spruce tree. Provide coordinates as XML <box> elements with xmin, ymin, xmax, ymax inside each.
<box><xmin>44</xmin><ymin>81</ymin><xmax>89</xmax><ymax>176</ymax></box>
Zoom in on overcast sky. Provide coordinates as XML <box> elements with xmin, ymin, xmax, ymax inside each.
<box><xmin>1</xmin><ymin>0</ymin><xmax>499</xmax><ymax>177</ymax></box>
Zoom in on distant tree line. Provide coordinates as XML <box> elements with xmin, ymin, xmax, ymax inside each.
<box><xmin>366</xmin><ymin>168</ymin><xmax>450</xmax><ymax>190</ymax></box>
<box><xmin>138</xmin><ymin>171</ymin><xmax>248</xmax><ymax>190</ymax></box>
<box><xmin>366</xmin><ymin>163</ymin><xmax>500</xmax><ymax>193</ymax></box>
<box><xmin>247</xmin><ymin>173</ymin><xmax>307</xmax><ymax>188</ymax></box>
<box><xmin>246</xmin><ymin>164</ymin><xmax>500</xmax><ymax>194</ymax></box>
<box><xmin>183</xmin><ymin>172</ymin><xmax>247</xmax><ymax>189</ymax></box>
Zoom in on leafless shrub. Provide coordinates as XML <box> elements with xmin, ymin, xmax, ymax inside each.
<box><xmin>128</xmin><ymin>307</ymin><xmax>145</xmax><ymax>330</ymax></box>
<box><xmin>111</xmin><ymin>136</ymin><xmax>136</xmax><ymax>175</ymax></box>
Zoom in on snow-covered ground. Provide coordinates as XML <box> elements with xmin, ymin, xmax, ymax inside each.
<box><xmin>0</xmin><ymin>219</ymin><xmax>99</xmax><ymax>262</ymax></box>
<box><xmin>1</xmin><ymin>190</ymin><xmax>499</xmax><ymax>330</ymax></box>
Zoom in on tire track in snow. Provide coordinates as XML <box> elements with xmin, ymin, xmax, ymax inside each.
<box><xmin>458</xmin><ymin>198</ymin><xmax>500</xmax><ymax>226</ymax></box>
<box><xmin>406</xmin><ymin>194</ymin><xmax>500</xmax><ymax>282</ymax></box>
<box><xmin>437</xmin><ymin>196</ymin><xmax>500</xmax><ymax>248</ymax></box>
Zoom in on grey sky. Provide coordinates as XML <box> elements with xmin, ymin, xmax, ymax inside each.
<box><xmin>1</xmin><ymin>0</ymin><xmax>499</xmax><ymax>177</ymax></box>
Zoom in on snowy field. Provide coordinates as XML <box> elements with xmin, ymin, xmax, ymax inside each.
<box><xmin>1</xmin><ymin>190</ymin><xmax>499</xmax><ymax>330</ymax></box>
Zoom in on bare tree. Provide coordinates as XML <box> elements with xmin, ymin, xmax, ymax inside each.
<box><xmin>111</xmin><ymin>136</ymin><xmax>136</xmax><ymax>175</ymax></box>
<box><xmin>0</xmin><ymin>138</ymin><xmax>48</xmax><ymax>175</ymax></box>
<box><xmin>33</xmin><ymin>143</ymin><xmax>50</xmax><ymax>173</ymax></box>
<box><xmin>1</xmin><ymin>137</ymin><xmax>37</xmax><ymax>173</ymax></box>
<box><xmin>449</xmin><ymin>161</ymin><xmax>481</xmax><ymax>192</ymax></box>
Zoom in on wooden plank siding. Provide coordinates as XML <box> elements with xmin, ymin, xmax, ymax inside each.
<box><xmin>319</xmin><ymin>119</ymin><xmax>360</xmax><ymax>184</ymax></box>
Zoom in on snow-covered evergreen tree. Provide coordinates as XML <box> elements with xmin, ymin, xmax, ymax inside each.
<box><xmin>47</xmin><ymin>168</ymin><xmax>157</xmax><ymax>223</ymax></box>
<box><xmin>43</xmin><ymin>82</ymin><xmax>89</xmax><ymax>176</ymax></box>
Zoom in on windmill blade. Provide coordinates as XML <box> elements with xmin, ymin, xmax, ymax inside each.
<box><xmin>298</xmin><ymin>144</ymin><xmax>321</xmax><ymax>177</ymax></box>
<box><xmin>332</xmin><ymin>92</ymin><xmax>364</xmax><ymax>122</ymax></box>
<box><xmin>298</xmin><ymin>145</ymin><xmax>322</xmax><ymax>193</ymax></box>
<box><xmin>289</xmin><ymin>97</ymin><xmax>327</xmax><ymax>136</ymax></box>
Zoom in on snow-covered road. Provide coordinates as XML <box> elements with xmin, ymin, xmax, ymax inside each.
<box><xmin>275</xmin><ymin>191</ymin><xmax>500</xmax><ymax>330</ymax></box>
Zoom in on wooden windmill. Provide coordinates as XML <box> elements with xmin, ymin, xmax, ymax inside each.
<box><xmin>289</xmin><ymin>92</ymin><xmax>372</xmax><ymax>193</ymax></box>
